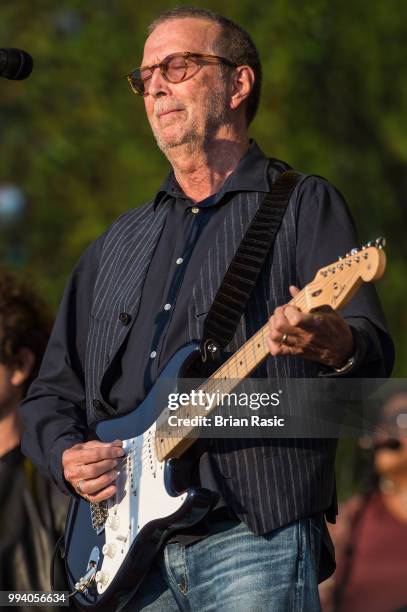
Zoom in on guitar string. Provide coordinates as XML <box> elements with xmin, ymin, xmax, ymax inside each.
<box><xmin>92</xmin><ymin>264</ymin><xmax>367</xmax><ymax>507</ymax></box>
<box><xmin>193</xmin><ymin>266</ymin><xmax>362</xmax><ymax>391</ymax></box>
<box><xmin>151</xmin><ymin>266</ymin><xmax>359</xmax><ymax>444</ymax></box>
<box><xmin>112</xmin><ymin>268</ymin><xmax>361</xmax><ymax>470</ymax></box>
<box><xmin>179</xmin><ymin>261</ymin><xmax>360</xmax><ymax>447</ymax></box>
<box><xmin>107</xmin><ymin>265</ymin><xmax>363</xmax><ymax>476</ymax></box>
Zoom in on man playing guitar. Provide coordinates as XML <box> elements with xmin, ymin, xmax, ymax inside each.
<box><xmin>20</xmin><ymin>8</ymin><xmax>394</xmax><ymax>611</ymax></box>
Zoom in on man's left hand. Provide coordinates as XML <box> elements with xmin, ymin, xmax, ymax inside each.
<box><xmin>267</xmin><ymin>286</ymin><xmax>354</xmax><ymax>369</ymax></box>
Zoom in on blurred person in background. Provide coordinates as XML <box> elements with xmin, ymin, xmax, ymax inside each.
<box><xmin>320</xmin><ymin>391</ymin><xmax>407</xmax><ymax>612</ymax></box>
<box><xmin>0</xmin><ymin>269</ymin><xmax>68</xmax><ymax>603</ymax></box>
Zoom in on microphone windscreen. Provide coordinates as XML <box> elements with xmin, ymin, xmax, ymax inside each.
<box><xmin>0</xmin><ymin>48</ymin><xmax>33</xmax><ymax>80</ymax></box>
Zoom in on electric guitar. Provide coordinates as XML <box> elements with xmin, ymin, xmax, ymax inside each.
<box><xmin>64</xmin><ymin>238</ymin><xmax>386</xmax><ymax>609</ymax></box>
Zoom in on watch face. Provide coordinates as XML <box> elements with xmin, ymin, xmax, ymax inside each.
<box><xmin>334</xmin><ymin>356</ymin><xmax>355</xmax><ymax>373</ymax></box>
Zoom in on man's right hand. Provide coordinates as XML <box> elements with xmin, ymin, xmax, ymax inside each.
<box><xmin>62</xmin><ymin>439</ymin><xmax>125</xmax><ymax>503</ymax></box>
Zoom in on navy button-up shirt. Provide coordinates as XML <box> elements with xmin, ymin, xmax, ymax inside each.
<box><xmin>110</xmin><ymin>141</ymin><xmax>277</xmax><ymax>410</ymax></box>
<box><xmin>20</xmin><ymin>141</ymin><xmax>394</xmax><ymax>546</ymax></box>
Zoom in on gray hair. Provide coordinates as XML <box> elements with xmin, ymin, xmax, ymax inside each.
<box><xmin>147</xmin><ymin>7</ymin><xmax>262</xmax><ymax>125</ymax></box>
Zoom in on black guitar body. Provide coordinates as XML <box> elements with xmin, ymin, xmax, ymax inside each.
<box><xmin>64</xmin><ymin>343</ymin><xmax>218</xmax><ymax>610</ymax></box>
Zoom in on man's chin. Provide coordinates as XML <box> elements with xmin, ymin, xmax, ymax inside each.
<box><xmin>154</xmin><ymin>129</ymin><xmax>198</xmax><ymax>152</ymax></box>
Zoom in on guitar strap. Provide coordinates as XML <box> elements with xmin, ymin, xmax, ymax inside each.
<box><xmin>201</xmin><ymin>167</ymin><xmax>302</xmax><ymax>361</ymax></box>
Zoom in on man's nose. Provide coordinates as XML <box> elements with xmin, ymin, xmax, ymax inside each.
<box><xmin>147</xmin><ymin>67</ymin><xmax>170</xmax><ymax>97</ymax></box>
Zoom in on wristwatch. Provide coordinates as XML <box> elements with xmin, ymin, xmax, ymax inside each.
<box><xmin>333</xmin><ymin>355</ymin><xmax>356</xmax><ymax>374</ymax></box>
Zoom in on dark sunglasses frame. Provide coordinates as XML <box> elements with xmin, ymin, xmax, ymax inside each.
<box><xmin>126</xmin><ymin>51</ymin><xmax>237</xmax><ymax>96</ymax></box>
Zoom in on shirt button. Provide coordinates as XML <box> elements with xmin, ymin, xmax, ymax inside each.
<box><xmin>176</xmin><ymin>258</ymin><xmax>183</xmax><ymax>265</ymax></box>
<box><xmin>150</xmin><ymin>351</ymin><xmax>157</xmax><ymax>359</ymax></box>
<box><xmin>191</xmin><ymin>207</ymin><xmax>200</xmax><ymax>214</ymax></box>
<box><xmin>119</xmin><ymin>312</ymin><xmax>131</xmax><ymax>326</ymax></box>
<box><xmin>93</xmin><ymin>399</ymin><xmax>103</xmax><ymax>409</ymax></box>
<box><xmin>164</xmin><ymin>303</ymin><xmax>172</xmax><ymax>311</ymax></box>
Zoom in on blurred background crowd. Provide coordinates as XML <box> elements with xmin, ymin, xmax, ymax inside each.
<box><xmin>0</xmin><ymin>1</ymin><xmax>406</xmax><ymax>610</ymax></box>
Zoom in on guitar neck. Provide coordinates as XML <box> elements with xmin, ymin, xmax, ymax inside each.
<box><xmin>155</xmin><ymin>294</ymin><xmax>300</xmax><ymax>461</ymax></box>
<box><xmin>154</xmin><ymin>239</ymin><xmax>386</xmax><ymax>461</ymax></box>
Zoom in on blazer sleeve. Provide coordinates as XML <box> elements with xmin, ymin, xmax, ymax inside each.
<box><xmin>19</xmin><ymin>234</ymin><xmax>106</xmax><ymax>495</ymax></box>
<box><xmin>295</xmin><ymin>176</ymin><xmax>395</xmax><ymax>378</ymax></box>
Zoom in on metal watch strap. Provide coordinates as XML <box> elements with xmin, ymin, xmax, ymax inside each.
<box><xmin>333</xmin><ymin>355</ymin><xmax>356</xmax><ymax>374</ymax></box>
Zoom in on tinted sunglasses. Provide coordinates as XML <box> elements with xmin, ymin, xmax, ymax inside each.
<box><xmin>126</xmin><ymin>51</ymin><xmax>237</xmax><ymax>96</ymax></box>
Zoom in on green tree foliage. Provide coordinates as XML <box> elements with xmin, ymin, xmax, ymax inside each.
<box><xmin>1</xmin><ymin>0</ymin><xmax>405</xmax><ymax>377</ymax></box>
<box><xmin>0</xmin><ymin>0</ymin><xmax>405</xmax><ymax>499</ymax></box>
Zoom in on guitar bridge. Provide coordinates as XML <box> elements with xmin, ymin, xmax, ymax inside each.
<box><xmin>90</xmin><ymin>501</ymin><xmax>108</xmax><ymax>534</ymax></box>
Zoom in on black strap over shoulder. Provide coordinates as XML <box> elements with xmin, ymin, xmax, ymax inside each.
<box><xmin>200</xmin><ymin>168</ymin><xmax>301</xmax><ymax>361</ymax></box>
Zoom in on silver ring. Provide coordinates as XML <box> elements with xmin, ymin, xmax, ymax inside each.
<box><xmin>76</xmin><ymin>479</ymin><xmax>85</xmax><ymax>495</ymax></box>
<box><xmin>281</xmin><ymin>333</ymin><xmax>288</xmax><ymax>345</ymax></box>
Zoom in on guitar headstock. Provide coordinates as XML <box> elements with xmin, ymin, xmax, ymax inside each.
<box><xmin>302</xmin><ymin>237</ymin><xmax>387</xmax><ymax>312</ymax></box>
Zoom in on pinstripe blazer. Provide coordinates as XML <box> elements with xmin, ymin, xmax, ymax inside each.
<box><xmin>84</xmin><ymin>161</ymin><xmax>338</xmax><ymax>536</ymax></box>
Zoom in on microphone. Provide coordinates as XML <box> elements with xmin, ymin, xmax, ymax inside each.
<box><xmin>0</xmin><ymin>48</ymin><xmax>33</xmax><ymax>80</ymax></box>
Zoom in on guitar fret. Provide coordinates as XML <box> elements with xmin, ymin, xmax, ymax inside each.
<box><xmin>74</xmin><ymin>242</ymin><xmax>386</xmax><ymax>607</ymax></box>
<box><xmin>155</xmin><ymin>245</ymin><xmax>386</xmax><ymax>461</ymax></box>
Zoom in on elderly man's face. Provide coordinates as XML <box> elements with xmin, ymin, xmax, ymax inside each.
<box><xmin>141</xmin><ymin>18</ymin><xmax>232</xmax><ymax>153</ymax></box>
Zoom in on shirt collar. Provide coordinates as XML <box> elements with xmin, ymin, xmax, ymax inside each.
<box><xmin>153</xmin><ymin>140</ymin><xmax>270</xmax><ymax>210</ymax></box>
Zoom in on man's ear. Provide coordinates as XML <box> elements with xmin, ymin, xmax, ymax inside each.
<box><xmin>10</xmin><ymin>348</ymin><xmax>36</xmax><ymax>388</ymax></box>
<box><xmin>229</xmin><ymin>65</ymin><xmax>255</xmax><ymax>112</ymax></box>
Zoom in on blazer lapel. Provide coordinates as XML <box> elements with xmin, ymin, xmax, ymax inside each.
<box><xmin>93</xmin><ymin>204</ymin><xmax>168</xmax><ymax>396</ymax></box>
<box><xmin>187</xmin><ymin>192</ymin><xmax>262</xmax><ymax>341</ymax></box>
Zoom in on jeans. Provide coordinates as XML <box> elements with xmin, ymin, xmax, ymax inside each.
<box><xmin>119</xmin><ymin>515</ymin><xmax>322</xmax><ymax>612</ymax></box>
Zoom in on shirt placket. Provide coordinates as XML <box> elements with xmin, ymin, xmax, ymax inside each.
<box><xmin>148</xmin><ymin>201</ymin><xmax>204</xmax><ymax>379</ymax></box>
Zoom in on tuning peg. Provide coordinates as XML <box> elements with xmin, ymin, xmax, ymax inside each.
<box><xmin>365</xmin><ymin>241</ymin><xmax>372</xmax><ymax>248</ymax></box>
<box><xmin>338</xmin><ymin>256</ymin><xmax>343</xmax><ymax>261</ymax></box>
<box><xmin>350</xmin><ymin>248</ymin><xmax>359</xmax><ymax>255</ymax></box>
<box><xmin>375</xmin><ymin>236</ymin><xmax>386</xmax><ymax>249</ymax></box>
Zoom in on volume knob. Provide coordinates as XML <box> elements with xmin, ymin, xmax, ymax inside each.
<box><xmin>95</xmin><ymin>570</ymin><xmax>110</xmax><ymax>587</ymax></box>
<box><xmin>102</xmin><ymin>543</ymin><xmax>117</xmax><ymax>558</ymax></box>
<box><xmin>107</xmin><ymin>514</ymin><xmax>120</xmax><ymax>530</ymax></box>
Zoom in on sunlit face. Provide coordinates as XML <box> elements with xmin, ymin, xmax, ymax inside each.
<box><xmin>141</xmin><ymin>18</ymin><xmax>232</xmax><ymax>153</ymax></box>
<box><xmin>374</xmin><ymin>393</ymin><xmax>407</xmax><ymax>477</ymax></box>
